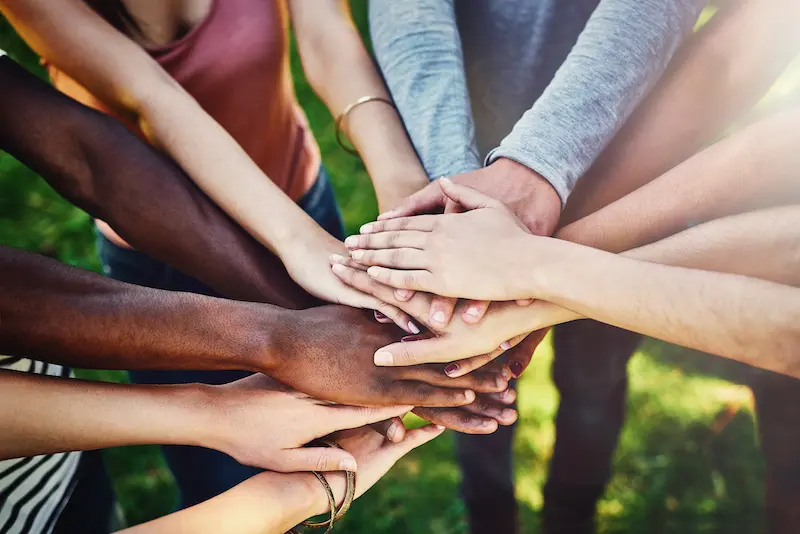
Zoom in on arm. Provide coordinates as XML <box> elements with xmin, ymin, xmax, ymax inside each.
<box><xmin>0</xmin><ymin>55</ymin><xmax>312</xmax><ymax>309</ymax></box>
<box><xmin>486</xmin><ymin>0</ymin><xmax>705</xmax><ymax>206</ymax></box>
<box><xmin>368</xmin><ymin>0</ymin><xmax>480</xmax><ymax>181</ymax></box>
<box><xmin>289</xmin><ymin>0</ymin><xmax>428</xmax><ymax>211</ymax></box>
<box><xmin>562</xmin><ymin>0</ymin><xmax>800</xmax><ymax>222</ymax></box>
<box><xmin>557</xmin><ymin>108</ymin><xmax>800</xmax><ymax>252</ymax></box>
<box><xmin>0</xmin><ymin>0</ymin><xmax>390</xmax><ymax>313</ymax></box>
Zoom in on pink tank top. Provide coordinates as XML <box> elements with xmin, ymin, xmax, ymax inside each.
<box><xmin>49</xmin><ymin>0</ymin><xmax>320</xmax><ymax>204</ymax></box>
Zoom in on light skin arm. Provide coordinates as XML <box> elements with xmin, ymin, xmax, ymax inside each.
<box><xmin>288</xmin><ymin>0</ymin><xmax>428</xmax><ymax>212</ymax></box>
<box><xmin>0</xmin><ymin>0</ymin><xmax>399</xmax><ymax>316</ymax></box>
<box><xmin>562</xmin><ymin>0</ymin><xmax>800</xmax><ymax>223</ymax></box>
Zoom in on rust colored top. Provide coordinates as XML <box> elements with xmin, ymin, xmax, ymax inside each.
<box><xmin>49</xmin><ymin>0</ymin><xmax>320</xmax><ymax>245</ymax></box>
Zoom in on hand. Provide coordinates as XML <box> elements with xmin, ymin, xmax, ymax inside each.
<box><xmin>265</xmin><ymin>305</ymin><xmax>511</xmax><ymax>407</ymax></box>
<box><xmin>372</xmin><ymin>158</ymin><xmax>562</xmax><ymax>326</ymax></box>
<box><xmin>200</xmin><ymin>374</ymin><xmax>413</xmax><ymax>472</ymax></box>
<box><xmin>330</xmin><ymin>262</ymin><xmax>576</xmax><ymax>369</ymax></box>
<box><xmin>349</xmin><ymin>179</ymin><xmax>544</xmax><ymax>301</ymax></box>
<box><xmin>280</xmin><ymin>229</ymin><xmax>421</xmax><ymax>334</ymax></box>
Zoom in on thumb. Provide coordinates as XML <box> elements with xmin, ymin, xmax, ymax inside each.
<box><xmin>378</xmin><ymin>180</ymin><xmax>446</xmax><ymax>220</ymax></box>
<box><xmin>438</xmin><ymin>177</ymin><xmax>499</xmax><ymax>211</ymax></box>
<box><xmin>278</xmin><ymin>447</ymin><xmax>358</xmax><ymax>473</ymax></box>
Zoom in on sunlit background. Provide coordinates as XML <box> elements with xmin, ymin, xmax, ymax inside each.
<box><xmin>2</xmin><ymin>2</ymin><xmax>799</xmax><ymax>532</ymax></box>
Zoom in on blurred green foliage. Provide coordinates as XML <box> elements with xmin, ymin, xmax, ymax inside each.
<box><xmin>3</xmin><ymin>2</ymin><xmax>800</xmax><ymax>532</ymax></box>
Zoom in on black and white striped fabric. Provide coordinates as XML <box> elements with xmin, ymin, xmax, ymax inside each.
<box><xmin>0</xmin><ymin>357</ymin><xmax>81</xmax><ymax>534</ymax></box>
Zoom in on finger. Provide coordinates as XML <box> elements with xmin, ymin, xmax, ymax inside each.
<box><xmin>361</xmin><ymin>215</ymin><xmax>438</xmax><ymax>233</ymax></box>
<box><xmin>404</xmin><ymin>364</ymin><xmax>509</xmax><ymax>393</ymax></box>
<box><xmin>444</xmin><ymin>352</ymin><xmax>503</xmax><ymax>378</ymax></box>
<box><xmin>443</xmin><ymin>198</ymin><xmax>465</xmax><ymax>215</ymax></box>
<box><xmin>389</xmin><ymin>424</ymin><xmax>445</xmax><ymax>456</ymax></box>
<box><xmin>365</xmin><ymin>266</ymin><xmax>435</xmax><ymax>294</ymax></box>
<box><xmin>376</xmin><ymin>183</ymin><xmax>445</xmax><ymax>220</ymax></box>
<box><xmin>373</xmin><ymin>311</ymin><xmax>392</xmax><ymax>324</ymax></box>
<box><xmin>389</xmin><ymin>381</ymin><xmax>475</xmax><ymax>407</ymax></box>
<box><xmin>370</xmin><ymin>417</ymin><xmax>407</xmax><ymax>443</ymax></box>
<box><xmin>324</xmin><ymin>404</ymin><xmax>413</xmax><ymax>433</ymax></box>
<box><xmin>438</xmin><ymin>177</ymin><xmax>503</xmax><ymax>210</ymax></box>
<box><xmin>395</xmin><ymin>288</ymin><xmax>415</xmax><ymax>301</ymax></box>
<box><xmin>413</xmin><ymin>407</ymin><xmax>498</xmax><ymax>435</ymax></box>
<box><xmin>462</xmin><ymin>397</ymin><xmax>518</xmax><ymax>426</ymax></box>
<box><xmin>372</xmin><ymin>299</ymin><xmax>421</xmax><ymax>335</ymax></box>
<box><xmin>461</xmin><ymin>300</ymin><xmax>491</xmax><ymax>324</ymax></box>
<box><xmin>429</xmin><ymin>296</ymin><xmax>458</xmax><ymax>328</ymax></box>
<box><xmin>517</xmin><ymin>298</ymin><xmax>534</xmax><ymax>306</ymax></box>
<box><xmin>374</xmin><ymin>337</ymin><xmax>476</xmax><ymax>367</ymax></box>
<box><xmin>329</xmin><ymin>253</ymin><xmax>368</xmax><ymax>271</ymax></box>
<box><xmin>350</xmin><ymin>248</ymin><xmax>428</xmax><ymax>269</ymax></box>
<box><xmin>508</xmin><ymin>329</ymin><xmax>550</xmax><ymax>378</ymax></box>
<box><xmin>483</xmin><ymin>388</ymin><xmax>517</xmax><ymax>405</ymax></box>
<box><xmin>344</xmin><ymin>231</ymin><xmax>429</xmax><ymax>251</ymax></box>
<box><xmin>278</xmin><ymin>447</ymin><xmax>358</xmax><ymax>473</ymax></box>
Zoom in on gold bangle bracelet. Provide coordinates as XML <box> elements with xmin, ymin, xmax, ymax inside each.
<box><xmin>334</xmin><ymin>96</ymin><xmax>394</xmax><ymax>156</ymax></box>
<box><xmin>289</xmin><ymin>471</ymin><xmax>336</xmax><ymax>534</ymax></box>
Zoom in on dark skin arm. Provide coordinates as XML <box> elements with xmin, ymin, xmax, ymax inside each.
<box><xmin>0</xmin><ymin>56</ymin><xmax>507</xmax><ymax>430</ymax></box>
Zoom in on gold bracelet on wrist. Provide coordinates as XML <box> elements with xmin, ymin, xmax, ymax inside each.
<box><xmin>335</xmin><ymin>96</ymin><xmax>395</xmax><ymax>156</ymax></box>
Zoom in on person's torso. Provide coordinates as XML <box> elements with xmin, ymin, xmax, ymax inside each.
<box><xmin>49</xmin><ymin>0</ymin><xmax>320</xmax><ymax>203</ymax></box>
<box><xmin>454</xmin><ymin>0</ymin><xmax>601</xmax><ymax>158</ymax></box>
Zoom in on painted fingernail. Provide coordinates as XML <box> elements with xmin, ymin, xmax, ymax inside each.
<box><xmin>510</xmin><ymin>361</ymin><xmax>523</xmax><ymax>378</ymax></box>
<box><xmin>375</xmin><ymin>311</ymin><xmax>387</xmax><ymax>320</ymax></box>
<box><xmin>374</xmin><ymin>351</ymin><xmax>393</xmax><ymax>366</ymax></box>
<box><xmin>431</xmin><ymin>311</ymin><xmax>446</xmax><ymax>325</ymax></box>
<box><xmin>340</xmin><ymin>458</ymin><xmax>358</xmax><ymax>472</ymax></box>
<box><xmin>408</xmin><ymin>321</ymin><xmax>421</xmax><ymax>334</ymax></box>
<box><xmin>344</xmin><ymin>236</ymin><xmax>359</xmax><ymax>248</ymax></box>
<box><xmin>500</xmin><ymin>366</ymin><xmax>512</xmax><ymax>380</ymax></box>
<box><xmin>464</xmin><ymin>307</ymin><xmax>481</xmax><ymax>319</ymax></box>
<box><xmin>395</xmin><ymin>289</ymin><xmax>412</xmax><ymax>300</ymax></box>
<box><xmin>331</xmin><ymin>263</ymin><xmax>346</xmax><ymax>274</ymax></box>
<box><xmin>367</xmin><ymin>266</ymin><xmax>381</xmax><ymax>278</ymax></box>
<box><xmin>464</xmin><ymin>390</ymin><xmax>476</xmax><ymax>402</ymax></box>
<box><xmin>444</xmin><ymin>363</ymin><xmax>460</xmax><ymax>376</ymax></box>
<box><xmin>360</xmin><ymin>223</ymin><xmax>374</xmax><ymax>234</ymax></box>
<box><xmin>435</xmin><ymin>425</ymin><xmax>446</xmax><ymax>431</ymax></box>
<box><xmin>351</xmin><ymin>250</ymin><xmax>364</xmax><ymax>260</ymax></box>
<box><xmin>500</xmin><ymin>341</ymin><xmax>512</xmax><ymax>350</ymax></box>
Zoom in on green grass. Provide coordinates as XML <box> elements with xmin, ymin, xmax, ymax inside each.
<box><xmin>2</xmin><ymin>3</ymin><xmax>800</xmax><ymax>532</ymax></box>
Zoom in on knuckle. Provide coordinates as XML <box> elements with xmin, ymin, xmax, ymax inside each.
<box><xmin>387</xmin><ymin>232</ymin><xmax>400</xmax><ymax>248</ymax></box>
<box><xmin>402</xmin><ymin>272</ymin><xmax>417</xmax><ymax>288</ymax></box>
<box><xmin>390</xmin><ymin>248</ymin><xmax>405</xmax><ymax>265</ymax></box>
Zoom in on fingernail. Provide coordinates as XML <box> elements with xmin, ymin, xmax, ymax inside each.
<box><xmin>430</xmin><ymin>311</ymin><xmax>446</xmax><ymax>325</ymax></box>
<box><xmin>464</xmin><ymin>390</ymin><xmax>476</xmax><ymax>402</ymax></box>
<box><xmin>464</xmin><ymin>307</ymin><xmax>481</xmax><ymax>319</ymax></box>
<box><xmin>374</xmin><ymin>351</ymin><xmax>393</xmax><ymax>366</ymax></box>
<box><xmin>502</xmin><ymin>409</ymin><xmax>518</xmax><ymax>421</ymax></box>
<box><xmin>408</xmin><ymin>321</ymin><xmax>421</xmax><ymax>334</ymax></box>
<box><xmin>395</xmin><ymin>289</ymin><xmax>411</xmax><ymax>300</ymax></box>
<box><xmin>500</xmin><ymin>341</ymin><xmax>511</xmax><ymax>350</ymax></box>
<box><xmin>344</xmin><ymin>236</ymin><xmax>359</xmax><ymax>248</ymax></box>
<box><xmin>375</xmin><ymin>311</ymin><xmax>387</xmax><ymax>320</ymax></box>
<box><xmin>329</xmin><ymin>254</ymin><xmax>345</xmax><ymax>264</ymax></box>
<box><xmin>340</xmin><ymin>458</ymin><xmax>358</xmax><ymax>472</ymax></box>
<box><xmin>360</xmin><ymin>223</ymin><xmax>374</xmax><ymax>234</ymax></box>
<box><xmin>500</xmin><ymin>366</ymin><xmax>512</xmax><ymax>380</ymax></box>
<box><xmin>435</xmin><ymin>425</ymin><xmax>446</xmax><ymax>431</ymax></box>
<box><xmin>444</xmin><ymin>363</ymin><xmax>459</xmax><ymax>376</ymax></box>
<box><xmin>331</xmin><ymin>263</ymin><xmax>346</xmax><ymax>274</ymax></box>
<box><xmin>510</xmin><ymin>361</ymin><xmax>523</xmax><ymax>378</ymax></box>
<box><xmin>387</xmin><ymin>422</ymin><xmax>401</xmax><ymax>442</ymax></box>
<box><xmin>367</xmin><ymin>266</ymin><xmax>381</xmax><ymax>278</ymax></box>
<box><xmin>496</xmin><ymin>375</ymin><xmax>506</xmax><ymax>389</ymax></box>
<box><xmin>351</xmin><ymin>250</ymin><xmax>364</xmax><ymax>260</ymax></box>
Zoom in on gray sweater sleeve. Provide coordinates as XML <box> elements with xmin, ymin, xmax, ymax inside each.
<box><xmin>369</xmin><ymin>0</ymin><xmax>481</xmax><ymax>180</ymax></box>
<box><xmin>487</xmin><ymin>0</ymin><xmax>705</xmax><ymax>205</ymax></box>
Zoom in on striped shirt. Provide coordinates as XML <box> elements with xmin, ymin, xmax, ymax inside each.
<box><xmin>0</xmin><ymin>48</ymin><xmax>81</xmax><ymax>534</ymax></box>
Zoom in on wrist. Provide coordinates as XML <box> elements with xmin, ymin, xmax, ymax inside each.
<box><xmin>230</xmin><ymin>302</ymin><xmax>292</xmax><ymax>375</ymax></box>
<box><xmin>517</xmin><ymin>236</ymin><xmax>577</xmax><ymax>301</ymax></box>
<box><xmin>490</xmin><ymin>158</ymin><xmax>561</xmax><ymax>236</ymax></box>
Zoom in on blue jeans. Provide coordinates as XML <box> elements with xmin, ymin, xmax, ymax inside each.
<box><xmin>95</xmin><ymin>167</ymin><xmax>344</xmax><ymax>508</ymax></box>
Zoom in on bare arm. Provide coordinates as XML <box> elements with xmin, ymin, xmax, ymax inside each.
<box><xmin>558</xmin><ymin>108</ymin><xmax>800</xmax><ymax>252</ymax></box>
<box><xmin>563</xmin><ymin>0</ymin><xmax>800</xmax><ymax>223</ymax></box>
<box><xmin>289</xmin><ymin>0</ymin><xmax>428</xmax><ymax>211</ymax></box>
<box><xmin>0</xmin><ymin>55</ymin><xmax>312</xmax><ymax>309</ymax></box>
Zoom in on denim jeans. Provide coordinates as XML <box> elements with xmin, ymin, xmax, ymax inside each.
<box><xmin>94</xmin><ymin>167</ymin><xmax>344</xmax><ymax>508</ymax></box>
